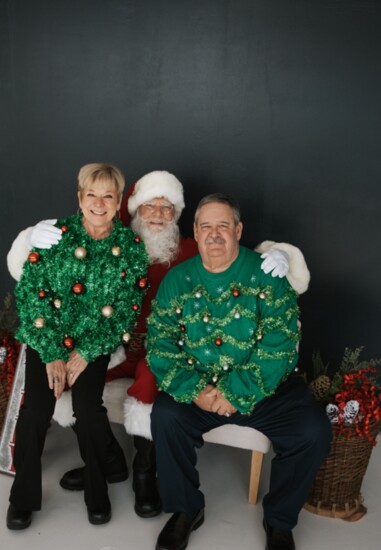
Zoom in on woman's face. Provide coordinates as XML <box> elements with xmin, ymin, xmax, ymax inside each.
<box><xmin>78</xmin><ymin>178</ymin><xmax>121</xmax><ymax>232</ymax></box>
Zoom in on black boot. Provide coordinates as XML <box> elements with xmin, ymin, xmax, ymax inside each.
<box><xmin>60</xmin><ymin>461</ymin><xmax>128</xmax><ymax>490</ymax></box>
<box><xmin>60</xmin><ymin>427</ymin><xmax>128</xmax><ymax>491</ymax></box>
<box><xmin>6</xmin><ymin>505</ymin><xmax>32</xmax><ymax>530</ymax></box>
<box><xmin>133</xmin><ymin>435</ymin><xmax>162</xmax><ymax>518</ymax></box>
<box><xmin>263</xmin><ymin>519</ymin><xmax>295</xmax><ymax>550</ymax></box>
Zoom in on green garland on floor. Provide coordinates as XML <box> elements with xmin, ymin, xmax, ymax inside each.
<box><xmin>15</xmin><ymin>214</ymin><xmax>148</xmax><ymax>363</ymax></box>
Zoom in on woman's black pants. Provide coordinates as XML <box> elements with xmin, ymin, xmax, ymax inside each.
<box><xmin>9</xmin><ymin>346</ymin><xmax>113</xmax><ymax>512</ymax></box>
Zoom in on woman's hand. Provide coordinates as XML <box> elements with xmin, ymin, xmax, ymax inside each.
<box><xmin>46</xmin><ymin>360</ymin><xmax>67</xmax><ymax>399</ymax></box>
<box><xmin>66</xmin><ymin>350</ymin><xmax>88</xmax><ymax>387</ymax></box>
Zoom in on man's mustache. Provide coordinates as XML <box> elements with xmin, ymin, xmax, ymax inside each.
<box><xmin>205</xmin><ymin>236</ymin><xmax>226</xmax><ymax>244</ymax></box>
<box><xmin>144</xmin><ymin>217</ymin><xmax>173</xmax><ymax>225</ymax></box>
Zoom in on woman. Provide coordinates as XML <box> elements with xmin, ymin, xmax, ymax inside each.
<box><xmin>6</xmin><ymin>163</ymin><xmax>148</xmax><ymax>529</ymax></box>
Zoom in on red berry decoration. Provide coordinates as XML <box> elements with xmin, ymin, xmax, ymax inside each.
<box><xmin>61</xmin><ymin>225</ymin><xmax>68</xmax><ymax>232</ymax></box>
<box><xmin>121</xmin><ymin>271</ymin><xmax>126</xmax><ymax>278</ymax></box>
<box><xmin>138</xmin><ymin>277</ymin><xmax>148</xmax><ymax>289</ymax></box>
<box><xmin>215</xmin><ymin>338</ymin><xmax>223</xmax><ymax>346</ymax></box>
<box><xmin>63</xmin><ymin>336</ymin><xmax>74</xmax><ymax>349</ymax></box>
<box><xmin>72</xmin><ymin>282</ymin><xmax>85</xmax><ymax>294</ymax></box>
<box><xmin>134</xmin><ymin>236</ymin><xmax>141</xmax><ymax>243</ymax></box>
<box><xmin>132</xmin><ymin>304</ymin><xmax>139</xmax><ymax>311</ymax></box>
<box><xmin>180</xmin><ymin>325</ymin><xmax>186</xmax><ymax>332</ymax></box>
<box><xmin>232</xmin><ymin>289</ymin><xmax>240</xmax><ymax>297</ymax></box>
<box><xmin>38</xmin><ymin>290</ymin><xmax>46</xmax><ymax>298</ymax></box>
<box><xmin>28</xmin><ymin>251</ymin><xmax>40</xmax><ymax>263</ymax></box>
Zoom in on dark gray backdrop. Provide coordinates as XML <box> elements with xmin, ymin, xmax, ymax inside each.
<box><xmin>1</xmin><ymin>0</ymin><xmax>380</xmax><ymax>368</ymax></box>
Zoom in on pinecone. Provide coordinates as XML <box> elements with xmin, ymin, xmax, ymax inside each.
<box><xmin>343</xmin><ymin>399</ymin><xmax>360</xmax><ymax>424</ymax></box>
<box><xmin>326</xmin><ymin>403</ymin><xmax>339</xmax><ymax>423</ymax></box>
<box><xmin>309</xmin><ymin>375</ymin><xmax>331</xmax><ymax>401</ymax></box>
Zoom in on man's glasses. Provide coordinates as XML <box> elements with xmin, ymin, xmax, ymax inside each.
<box><xmin>141</xmin><ymin>202</ymin><xmax>174</xmax><ymax>215</ymax></box>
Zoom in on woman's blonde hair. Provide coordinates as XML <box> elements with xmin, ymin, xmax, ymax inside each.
<box><xmin>78</xmin><ymin>163</ymin><xmax>125</xmax><ymax>200</ymax></box>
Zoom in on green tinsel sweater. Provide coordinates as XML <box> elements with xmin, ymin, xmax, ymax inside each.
<box><xmin>15</xmin><ymin>214</ymin><xmax>148</xmax><ymax>364</ymax></box>
<box><xmin>147</xmin><ymin>246</ymin><xmax>300</xmax><ymax>414</ymax></box>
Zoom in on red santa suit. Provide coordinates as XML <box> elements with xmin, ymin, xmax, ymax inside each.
<box><xmin>105</xmin><ymin>236</ymin><xmax>199</xmax><ymax>404</ymax></box>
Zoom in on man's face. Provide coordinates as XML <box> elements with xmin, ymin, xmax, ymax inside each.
<box><xmin>137</xmin><ymin>196</ymin><xmax>175</xmax><ymax>233</ymax></box>
<box><xmin>193</xmin><ymin>202</ymin><xmax>242</xmax><ymax>269</ymax></box>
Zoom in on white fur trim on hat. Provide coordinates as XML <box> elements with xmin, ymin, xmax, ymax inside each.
<box><xmin>124</xmin><ymin>396</ymin><xmax>153</xmax><ymax>440</ymax></box>
<box><xmin>128</xmin><ymin>171</ymin><xmax>185</xmax><ymax>222</ymax></box>
<box><xmin>7</xmin><ymin>227</ymin><xmax>33</xmax><ymax>282</ymax></box>
<box><xmin>255</xmin><ymin>240</ymin><xmax>311</xmax><ymax>295</ymax></box>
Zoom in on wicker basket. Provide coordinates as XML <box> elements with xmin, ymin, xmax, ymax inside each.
<box><xmin>304</xmin><ymin>421</ymin><xmax>381</xmax><ymax>520</ymax></box>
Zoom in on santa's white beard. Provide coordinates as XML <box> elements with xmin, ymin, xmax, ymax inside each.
<box><xmin>131</xmin><ymin>213</ymin><xmax>180</xmax><ymax>265</ymax></box>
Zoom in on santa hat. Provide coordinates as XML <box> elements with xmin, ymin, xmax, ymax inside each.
<box><xmin>127</xmin><ymin>171</ymin><xmax>185</xmax><ymax>222</ymax></box>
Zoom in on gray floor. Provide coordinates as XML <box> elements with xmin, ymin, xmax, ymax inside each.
<box><xmin>0</xmin><ymin>422</ymin><xmax>380</xmax><ymax>550</ymax></box>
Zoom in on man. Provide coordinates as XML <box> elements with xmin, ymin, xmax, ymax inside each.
<box><xmin>7</xmin><ymin>172</ymin><xmax>310</xmax><ymax>521</ymax></box>
<box><xmin>147</xmin><ymin>193</ymin><xmax>331</xmax><ymax>550</ymax></box>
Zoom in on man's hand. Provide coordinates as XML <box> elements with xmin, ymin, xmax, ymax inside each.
<box><xmin>193</xmin><ymin>385</ymin><xmax>237</xmax><ymax>416</ymax></box>
<box><xmin>193</xmin><ymin>384</ymin><xmax>219</xmax><ymax>411</ymax></box>
<box><xmin>46</xmin><ymin>359</ymin><xmax>67</xmax><ymax>399</ymax></box>
<box><xmin>260</xmin><ymin>249</ymin><xmax>289</xmax><ymax>278</ymax></box>
<box><xmin>66</xmin><ymin>350</ymin><xmax>88</xmax><ymax>387</ymax></box>
<box><xmin>209</xmin><ymin>389</ymin><xmax>237</xmax><ymax>416</ymax></box>
<box><xmin>28</xmin><ymin>219</ymin><xmax>62</xmax><ymax>249</ymax></box>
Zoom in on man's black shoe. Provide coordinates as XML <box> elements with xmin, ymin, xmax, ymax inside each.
<box><xmin>87</xmin><ymin>503</ymin><xmax>112</xmax><ymax>525</ymax></box>
<box><xmin>6</xmin><ymin>504</ymin><xmax>32</xmax><ymax>530</ymax></box>
<box><xmin>156</xmin><ymin>509</ymin><xmax>204</xmax><ymax>550</ymax></box>
<box><xmin>60</xmin><ymin>465</ymin><xmax>128</xmax><ymax>491</ymax></box>
<box><xmin>133</xmin><ymin>473</ymin><xmax>162</xmax><ymax>518</ymax></box>
<box><xmin>263</xmin><ymin>518</ymin><xmax>295</xmax><ymax>550</ymax></box>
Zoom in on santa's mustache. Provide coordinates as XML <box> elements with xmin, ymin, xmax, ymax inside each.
<box><xmin>146</xmin><ymin>217</ymin><xmax>173</xmax><ymax>225</ymax></box>
<box><xmin>205</xmin><ymin>236</ymin><xmax>226</xmax><ymax>244</ymax></box>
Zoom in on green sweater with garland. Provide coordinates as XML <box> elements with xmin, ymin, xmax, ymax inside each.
<box><xmin>147</xmin><ymin>246</ymin><xmax>300</xmax><ymax>414</ymax></box>
<box><xmin>15</xmin><ymin>214</ymin><xmax>148</xmax><ymax>364</ymax></box>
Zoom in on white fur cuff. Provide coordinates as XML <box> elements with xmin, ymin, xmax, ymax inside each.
<box><xmin>7</xmin><ymin>227</ymin><xmax>33</xmax><ymax>282</ymax></box>
<box><xmin>52</xmin><ymin>390</ymin><xmax>75</xmax><ymax>427</ymax></box>
<box><xmin>124</xmin><ymin>396</ymin><xmax>153</xmax><ymax>440</ymax></box>
<box><xmin>107</xmin><ymin>345</ymin><xmax>126</xmax><ymax>369</ymax></box>
<box><xmin>255</xmin><ymin>240</ymin><xmax>310</xmax><ymax>294</ymax></box>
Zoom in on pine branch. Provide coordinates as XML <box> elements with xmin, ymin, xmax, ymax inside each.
<box><xmin>311</xmin><ymin>350</ymin><xmax>329</xmax><ymax>381</ymax></box>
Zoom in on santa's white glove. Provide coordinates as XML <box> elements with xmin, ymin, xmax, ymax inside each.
<box><xmin>27</xmin><ymin>219</ymin><xmax>63</xmax><ymax>249</ymax></box>
<box><xmin>260</xmin><ymin>249</ymin><xmax>289</xmax><ymax>278</ymax></box>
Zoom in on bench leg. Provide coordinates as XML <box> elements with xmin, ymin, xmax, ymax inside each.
<box><xmin>248</xmin><ymin>450</ymin><xmax>264</xmax><ymax>504</ymax></box>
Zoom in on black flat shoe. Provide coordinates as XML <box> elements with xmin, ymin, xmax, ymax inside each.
<box><xmin>263</xmin><ymin>518</ymin><xmax>295</xmax><ymax>550</ymax></box>
<box><xmin>87</xmin><ymin>503</ymin><xmax>112</xmax><ymax>525</ymax></box>
<box><xmin>60</xmin><ymin>465</ymin><xmax>128</xmax><ymax>491</ymax></box>
<box><xmin>6</xmin><ymin>504</ymin><xmax>32</xmax><ymax>530</ymax></box>
<box><xmin>156</xmin><ymin>509</ymin><xmax>204</xmax><ymax>550</ymax></box>
<box><xmin>133</xmin><ymin>472</ymin><xmax>162</xmax><ymax>518</ymax></box>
